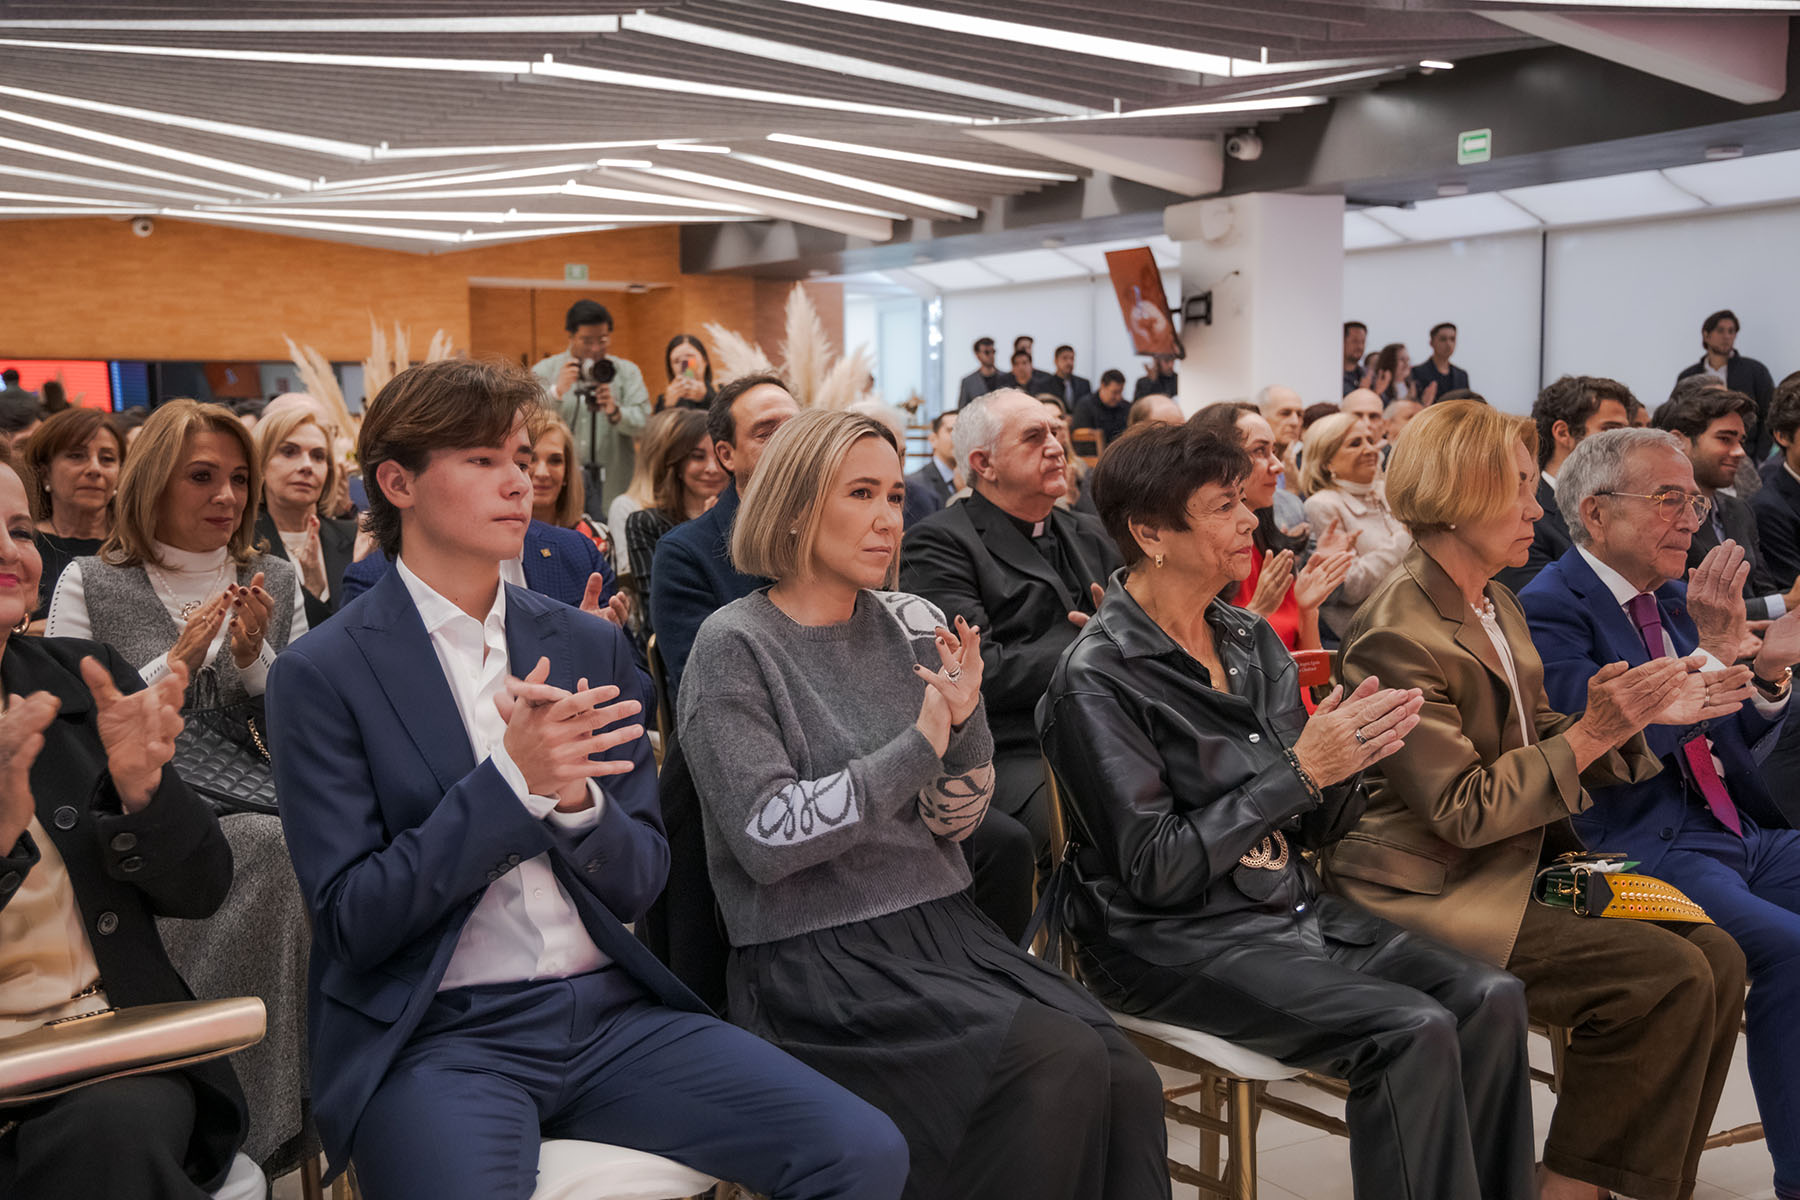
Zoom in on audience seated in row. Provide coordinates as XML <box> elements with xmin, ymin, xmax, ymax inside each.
<box><xmin>1297</xmin><ymin>412</ymin><xmax>1413</xmax><ymax>640</ymax></box>
<box><xmin>21</xmin><ymin>406</ymin><xmax>123</xmax><ymax>626</ymax></box>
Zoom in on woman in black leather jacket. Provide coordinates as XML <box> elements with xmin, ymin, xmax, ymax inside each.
<box><xmin>1037</xmin><ymin>422</ymin><xmax>1536</xmax><ymax>1200</ymax></box>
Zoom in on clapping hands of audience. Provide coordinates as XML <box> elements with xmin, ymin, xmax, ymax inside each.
<box><xmin>1244</xmin><ymin>550</ymin><xmax>1295</xmax><ymax>616</ymax></box>
<box><xmin>1293</xmin><ymin>550</ymin><xmax>1355</xmax><ymax>615</ymax></box>
<box><xmin>295</xmin><ymin>513</ymin><xmax>330</xmax><ymax>597</ymax></box>
<box><xmin>81</xmin><ymin>655</ymin><xmax>187</xmax><ymax>812</ymax></box>
<box><xmin>497</xmin><ymin>655</ymin><xmax>644</xmax><ymax>810</ymax></box>
<box><xmin>168</xmin><ymin>590</ymin><xmax>231</xmax><ymax>675</ymax></box>
<box><xmin>913</xmin><ymin>617</ymin><xmax>984</xmax><ymax>756</ymax></box>
<box><xmin>1291</xmin><ymin>675</ymin><xmax>1424</xmax><ymax>787</ymax></box>
<box><xmin>1315</xmin><ymin>517</ymin><xmax>1363</xmax><ymax>556</ymax></box>
<box><xmin>1571</xmin><ymin>659</ymin><xmax>1695</xmax><ymax>754</ymax></box>
<box><xmin>1688</xmin><ymin>540</ymin><xmax>1752</xmax><ymax>663</ymax></box>
<box><xmin>0</xmin><ymin>689</ymin><xmax>60</xmax><ymax>851</ymax></box>
<box><xmin>227</xmin><ymin>574</ymin><xmax>274</xmax><ymax>670</ymax></box>
<box><xmin>579</xmin><ymin>572</ymin><xmax>631</xmax><ymax>627</ymax></box>
<box><xmin>1066</xmin><ymin>582</ymin><xmax>1107</xmax><ymax>629</ymax></box>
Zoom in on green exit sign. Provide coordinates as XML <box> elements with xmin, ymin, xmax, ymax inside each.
<box><xmin>564</xmin><ymin>263</ymin><xmax>589</xmax><ymax>281</ymax></box>
<box><xmin>1456</xmin><ymin>128</ymin><xmax>1492</xmax><ymax>165</ymax></box>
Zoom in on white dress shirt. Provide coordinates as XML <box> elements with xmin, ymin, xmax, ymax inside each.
<box><xmin>393</xmin><ymin>557</ymin><xmax>609</xmax><ymax>991</ymax></box>
<box><xmin>1576</xmin><ymin>545</ymin><xmax>1786</xmax><ymax>727</ymax></box>
<box><xmin>46</xmin><ymin>541</ymin><xmax>308</xmax><ymax>695</ymax></box>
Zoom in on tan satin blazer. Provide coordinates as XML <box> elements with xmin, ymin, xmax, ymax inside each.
<box><xmin>1321</xmin><ymin>544</ymin><xmax>1660</xmax><ymax>967</ymax></box>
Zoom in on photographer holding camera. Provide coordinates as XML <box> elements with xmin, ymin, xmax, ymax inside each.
<box><xmin>533</xmin><ymin>298</ymin><xmax>650</xmax><ymax>508</ymax></box>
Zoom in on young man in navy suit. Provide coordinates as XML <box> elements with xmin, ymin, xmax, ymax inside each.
<box><xmin>1521</xmin><ymin>427</ymin><xmax>1800</xmax><ymax>1200</ymax></box>
<box><xmin>266</xmin><ymin>359</ymin><xmax>905</xmax><ymax>1200</ymax></box>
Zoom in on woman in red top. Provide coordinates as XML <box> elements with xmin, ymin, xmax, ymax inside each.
<box><xmin>1189</xmin><ymin>403</ymin><xmax>1351</xmax><ymax>652</ymax></box>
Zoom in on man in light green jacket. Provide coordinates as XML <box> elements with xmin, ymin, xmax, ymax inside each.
<box><xmin>531</xmin><ymin>298</ymin><xmax>649</xmax><ymax>509</ymax></box>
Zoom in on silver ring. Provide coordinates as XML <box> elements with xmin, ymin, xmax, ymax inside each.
<box><xmin>1354</xmin><ymin>727</ymin><xmax>1368</xmax><ymax>746</ymax></box>
<box><xmin>945</xmin><ymin>668</ymin><xmax>962</xmax><ymax>682</ymax></box>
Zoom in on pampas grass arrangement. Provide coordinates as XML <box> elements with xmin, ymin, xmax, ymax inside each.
<box><xmin>284</xmin><ymin>317</ymin><xmax>456</xmax><ymax>439</ymax></box>
<box><xmin>704</xmin><ymin>284</ymin><xmax>873</xmax><ymax>410</ymax></box>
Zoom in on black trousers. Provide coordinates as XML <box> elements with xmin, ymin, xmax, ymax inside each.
<box><xmin>0</xmin><ymin>1074</ymin><xmax>207</xmax><ymax>1200</ymax></box>
<box><xmin>1084</xmin><ymin>895</ymin><xmax>1537</xmax><ymax>1200</ymax></box>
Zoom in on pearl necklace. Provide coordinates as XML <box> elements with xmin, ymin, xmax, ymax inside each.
<box><xmin>145</xmin><ymin>558</ymin><xmax>235</xmax><ymax>621</ymax></box>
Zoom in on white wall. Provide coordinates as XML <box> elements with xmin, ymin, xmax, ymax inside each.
<box><xmin>1342</xmin><ymin>231</ymin><xmax>1544</xmax><ymax>413</ymax></box>
<box><xmin>1344</xmin><ymin>202</ymin><xmax>1800</xmax><ymax>414</ymax></box>
<box><xmin>938</xmin><ymin>271</ymin><xmax>1179</xmax><ymax>412</ymax></box>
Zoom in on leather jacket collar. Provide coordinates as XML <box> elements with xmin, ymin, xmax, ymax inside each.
<box><xmin>1094</xmin><ymin>570</ymin><xmax>1259</xmax><ymax>663</ymax></box>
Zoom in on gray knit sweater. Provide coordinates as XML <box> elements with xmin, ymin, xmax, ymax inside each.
<box><xmin>679</xmin><ymin>589</ymin><xmax>997</xmax><ymax>947</ymax></box>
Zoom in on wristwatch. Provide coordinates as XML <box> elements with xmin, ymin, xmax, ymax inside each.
<box><xmin>1752</xmin><ymin>664</ymin><xmax>1793</xmax><ymax>701</ymax></box>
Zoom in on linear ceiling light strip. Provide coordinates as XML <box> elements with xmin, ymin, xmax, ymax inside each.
<box><xmin>0</xmin><ymin>17</ymin><xmax>624</xmax><ymax>32</ymax></box>
<box><xmin>608</xmin><ymin>165</ymin><xmax>907</xmax><ymax>218</ymax></box>
<box><xmin>729</xmin><ymin>152</ymin><xmax>977</xmax><ymax>217</ymax></box>
<box><xmin>0</xmin><ymin>133</ymin><xmax>268</xmax><ymax>196</ymax></box>
<box><xmin>0</xmin><ymin>107</ymin><xmax>314</xmax><ymax>189</ymax></box>
<box><xmin>764</xmin><ymin>134</ymin><xmax>1077</xmax><ymax>181</ymax></box>
<box><xmin>0</xmin><ymin>83</ymin><xmax>371</xmax><ymax>159</ymax></box>
<box><xmin>0</xmin><ymin>163</ymin><xmax>232</xmax><ymax>203</ymax></box>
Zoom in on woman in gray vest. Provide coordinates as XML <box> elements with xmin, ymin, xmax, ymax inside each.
<box><xmin>45</xmin><ymin>399</ymin><xmax>315</xmax><ymax>1176</ymax></box>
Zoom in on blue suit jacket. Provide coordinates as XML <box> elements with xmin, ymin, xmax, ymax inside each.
<box><xmin>266</xmin><ymin>569</ymin><xmax>703</xmax><ymax>1176</ymax></box>
<box><xmin>647</xmin><ymin>484</ymin><xmax>767</xmax><ymax>702</ymax></box>
<box><xmin>1752</xmin><ymin>461</ymin><xmax>1800</xmax><ymax>585</ymax></box>
<box><xmin>340</xmin><ymin>520</ymin><xmax>614</xmax><ymax>611</ymax></box>
<box><xmin>1520</xmin><ymin>547</ymin><xmax>1789</xmax><ymax>872</ymax></box>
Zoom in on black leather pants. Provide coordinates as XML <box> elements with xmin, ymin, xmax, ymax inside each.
<box><xmin>1082</xmin><ymin>894</ymin><xmax>1537</xmax><ymax>1200</ymax></box>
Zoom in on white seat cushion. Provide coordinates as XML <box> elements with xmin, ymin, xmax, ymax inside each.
<box><xmin>530</xmin><ymin>1139</ymin><xmax>719</xmax><ymax>1200</ymax></box>
<box><xmin>1109</xmin><ymin>1011</ymin><xmax>1304</xmax><ymax>1082</ymax></box>
<box><xmin>210</xmin><ymin>1153</ymin><xmax>266</xmax><ymax>1200</ymax></box>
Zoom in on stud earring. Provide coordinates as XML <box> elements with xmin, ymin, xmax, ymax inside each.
<box><xmin>1153</xmin><ymin>553</ymin><xmax>1165</xmax><ymax>569</ymax></box>
<box><xmin>1449</xmin><ymin>523</ymin><xmax>1457</xmax><ymax>530</ymax></box>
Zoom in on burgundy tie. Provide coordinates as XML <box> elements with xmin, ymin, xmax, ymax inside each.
<box><xmin>1624</xmin><ymin>592</ymin><xmax>1743</xmax><ymax>836</ymax></box>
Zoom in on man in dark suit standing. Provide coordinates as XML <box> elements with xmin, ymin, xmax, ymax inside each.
<box><xmin>1132</xmin><ymin>354</ymin><xmax>1178</xmax><ymax>400</ymax></box>
<box><xmin>1050</xmin><ymin>344</ymin><xmax>1090</xmax><ymax>409</ymax></box>
<box><xmin>1498</xmin><ymin>375</ymin><xmax>1633</xmax><ymax>595</ymax></box>
<box><xmin>902</xmin><ymin>388</ymin><xmax>1123</xmax><ymax>876</ymax></box>
<box><xmin>1676</xmin><ymin>309</ymin><xmax>1778</xmax><ymax>460</ymax></box>
<box><xmin>1011</xmin><ymin>336</ymin><xmax>1061</xmax><ymax>396</ymax></box>
<box><xmin>267</xmin><ymin>359</ymin><xmax>904</xmax><ymax>1200</ymax></box>
<box><xmin>1656</xmin><ymin>386</ymin><xmax>1800</xmax><ymax>621</ymax></box>
<box><xmin>956</xmin><ymin>336</ymin><xmax>1003</xmax><ymax>408</ymax></box>
<box><xmin>1523</xmin><ymin>426</ymin><xmax>1800</xmax><ymax>1199</ymax></box>
<box><xmin>902</xmin><ymin>409</ymin><xmax>956</xmax><ymax>528</ymax></box>
<box><xmin>1754</xmin><ymin>377</ymin><xmax>1800</xmax><ymax>582</ymax></box>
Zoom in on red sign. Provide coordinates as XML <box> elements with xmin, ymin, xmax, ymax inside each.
<box><xmin>0</xmin><ymin>359</ymin><xmax>113</xmax><ymax>410</ymax></box>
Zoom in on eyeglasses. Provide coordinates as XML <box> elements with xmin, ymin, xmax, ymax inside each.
<box><xmin>1596</xmin><ymin>489</ymin><xmax>1712</xmax><ymax>524</ymax></box>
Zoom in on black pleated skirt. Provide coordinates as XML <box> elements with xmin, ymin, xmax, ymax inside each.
<box><xmin>726</xmin><ymin>891</ymin><xmax>1111</xmax><ymax>1193</ymax></box>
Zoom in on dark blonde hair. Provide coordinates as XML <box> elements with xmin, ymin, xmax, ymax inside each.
<box><xmin>1386</xmin><ymin>400</ymin><xmax>1538</xmax><ymax>537</ymax></box>
<box><xmin>526</xmin><ymin>408</ymin><xmax>586</xmax><ymax>529</ymax></box>
<box><xmin>648</xmin><ymin>408</ymin><xmax>711</xmax><ymax>523</ymax></box>
<box><xmin>255</xmin><ymin>406</ymin><xmax>340</xmax><ymax>517</ymax></box>
<box><xmin>101</xmin><ymin>399</ymin><xmax>261</xmax><ymax>568</ymax></box>
<box><xmin>21</xmin><ymin>407</ymin><xmax>123</xmax><ymax>521</ymax></box>
<box><xmin>732</xmin><ymin>409</ymin><xmax>899</xmax><ymax>584</ymax></box>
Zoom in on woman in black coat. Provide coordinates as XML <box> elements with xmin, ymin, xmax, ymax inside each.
<box><xmin>0</xmin><ymin>457</ymin><xmax>245</xmax><ymax>1200</ymax></box>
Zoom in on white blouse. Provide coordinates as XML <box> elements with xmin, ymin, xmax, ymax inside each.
<box><xmin>45</xmin><ymin>541</ymin><xmax>308</xmax><ymax>696</ymax></box>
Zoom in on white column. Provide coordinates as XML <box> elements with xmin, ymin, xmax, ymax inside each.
<box><xmin>1166</xmin><ymin>192</ymin><xmax>1345</xmax><ymax>413</ymax></box>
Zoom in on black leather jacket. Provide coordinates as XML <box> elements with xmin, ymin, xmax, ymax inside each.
<box><xmin>1037</xmin><ymin>574</ymin><xmax>1369</xmax><ymax>967</ymax></box>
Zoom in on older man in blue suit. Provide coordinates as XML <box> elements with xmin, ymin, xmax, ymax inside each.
<box><xmin>267</xmin><ymin>359</ymin><xmax>905</xmax><ymax>1200</ymax></box>
<box><xmin>1521</xmin><ymin>426</ymin><xmax>1800</xmax><ymax>1200</ymax></box>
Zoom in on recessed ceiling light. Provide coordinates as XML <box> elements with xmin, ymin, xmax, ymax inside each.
<box><xmin>1705</xmin><ymin>144</ymin><xmax>1745</xmax><ymax>161</ymax></box>
<box><xmin>1437</xmin><ymin>182</ymin><xmax>1470</xmax><ymax>197</ymax></box>
<box><xmin>766</xmin><ymin>134</ymin><xmax>1077</xmax><ymax>181</ymax></box>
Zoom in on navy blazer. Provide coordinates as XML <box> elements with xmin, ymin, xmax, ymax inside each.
<box><xmin>647</xmin><ymin>483</ymin><xmax>768</xmax><ymax>702</ymax></box>
<box><xmin>902</xmin><ymin>462</ymin><xmax>952</xmax><ymax>529</ymax></box>
<box><xmin>266</xmin><ymin>570</ymin><xmax>703</xmax><ymax>1177</ymax></box>
<box><xmin>339</xmin><ymin>519</ymin><xmax>615</xmax><ymax>611</ymax></box>
<box><xmin>1495</xmin><ymin>476</ymin><xmax>1568</xmax><ymax>595</ymax></box>
<box><xmin>1520</xmin><ymin>547</ymin><xmax>1789</xmax><ymax>873</ymax></box>
<box><xmin>1752</xmin><ymin>462</ymin><xmax>1800</xmax><ymax>585</ymax></box>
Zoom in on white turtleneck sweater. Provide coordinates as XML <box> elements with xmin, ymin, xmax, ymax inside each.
<box><xmin>45</xmin><ymin>541</ymin><xmax>308</xmax><ymax>695</ymax></box>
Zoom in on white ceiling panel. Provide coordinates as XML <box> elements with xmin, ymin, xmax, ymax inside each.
<box><xmin>1663</xmin><ymin>147</ymin><xmax>1800</xmax><ymax>207</ymax></box>
<box><xmin>1360</xmin><ymin>193</ymin><xmax>1542</xmax><ymax>242</ymax></box>
<box><xmin>976</xmin><ymin>248</ymin><xmax>1085</xmax><ymax>283</ymax></box>
<box><xmin>903</xmin><ymin>258</ymin><xmax>1009</xmax><ymax>290</ymax></box>
<box><xmin>1343</xmin><ymin>210</ymin><xmax>1405</xmax><ymax>249</ymax></box>
<box><xmin>1500</xmin><ymin>170</ymin><xmax>1704</xmax><ymax>224</ymax></box>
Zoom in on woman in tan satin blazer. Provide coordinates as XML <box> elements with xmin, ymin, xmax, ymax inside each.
<box><xmin>1326</xmin><ymin>401</ymin><xmax>1747</xmax><ymax>1200</ymax></box>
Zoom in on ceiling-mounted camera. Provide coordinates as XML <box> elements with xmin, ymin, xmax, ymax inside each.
<box><xmin>131</xmin><ymin>216</ymin><xmax>155</xmax><ymax>237</ymax></box>
<box><xmin>1224</xmin><ymin>132</ymin><xmax>1263</xmax><ymax>162</ymax></box>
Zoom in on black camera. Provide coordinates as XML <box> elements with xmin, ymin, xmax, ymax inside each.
<box><xmin>572</xmin><ymin>357</ymin><xmax>617</xmax><ymax>408</ymax></box>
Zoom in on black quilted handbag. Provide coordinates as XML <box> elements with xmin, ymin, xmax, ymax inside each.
<box><xmin>171</xmin><ymin>665</ymin><xmax>277</xmax><ymax>817</ymax></box>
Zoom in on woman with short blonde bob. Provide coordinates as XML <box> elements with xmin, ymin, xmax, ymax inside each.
<box><xmin>679</xmin><ymin>409</ymin><xmax>1167</xmax><ymax>1200</ymax></box>
<box><xmin>254</xmin><ymin>405</ymin><xmax>356</xmax><ymax>626</ymax></box>
<box><xmin>1328</xmin><ymin>401</ymin><xmax>1747</xmax><ymax>1200</ymax></box>
<box><xmin>1298</xmin><ymin>411</ymin><xmax>1411</xmax><ymax>637</ymax></box>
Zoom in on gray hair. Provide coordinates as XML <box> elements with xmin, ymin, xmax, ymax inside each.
<box><xmin>1556</xmin><ymin>427</ymin><xmax>1686</xmax><ymax>546</ymax></box>
<box><xmin>952</xmin><ymin>387</ymin><xmax>1031</xmax><ymax>468</ymax></box>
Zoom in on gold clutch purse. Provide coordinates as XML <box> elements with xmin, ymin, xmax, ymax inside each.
<box><xmin>0</xmin><ymin>997</ymin><xmax>266</xmax><ymax>1107</ymax></box>
<box><xmin>1532</xmin><ymin>852</ymin><xmax>1712</xmax><ymax>924</ymax></box>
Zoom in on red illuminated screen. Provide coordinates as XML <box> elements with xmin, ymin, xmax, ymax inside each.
<box><xmin>0</xmin><ymin>359</ymin><xmax>113</xmax><ymax>410</ymax></box>
<box><xmin>1104</xmin><ymin>247</ymin><xmax>1178</xmax><ymax>357</ymax></box>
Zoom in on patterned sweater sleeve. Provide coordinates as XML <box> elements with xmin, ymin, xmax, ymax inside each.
<box><xmin>679</xmin><ymin>619</ymin><xmax>947</xmax><ymax>885</ymax></box>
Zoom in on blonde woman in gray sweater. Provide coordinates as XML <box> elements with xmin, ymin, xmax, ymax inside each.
<box><xmin>678</xmin><ymin>410</ymin><xmax>1166</xmax><ymax>1200</ymax></box>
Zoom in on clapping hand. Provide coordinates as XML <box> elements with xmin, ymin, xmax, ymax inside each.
<box><xmin>169</xmin><ymin>591</ymin><xmax>230</xmax><ymax>675</ymax></box>
<box><xmin>915</xmin><ymin>617</ymin><xmax>983</xmax><ymax>727</ymax></box>
<box><xmin>295</xmin><ymin>513</ymin><xmax>329</xmax><ymax>598</ymax></box>
<box><xmin>1651</xmin><ymin>659</ymin><xmax>1756</xmax><ymax>726</ymax></box>
<box><xmin>1687</xmin><ymin>540</ymin><xmax>1751</xmax><ymax>663</ymax></box>
<box><xmin>81</xmin><ymin>656</ymin><xmax>186</xmax><ymax>812</ymax></box>
<box><xmin>1752</xmin><ymin>606</ymin><xmax>1800</xmax><ymax>683</ymax></box>
<box><xmin>1244</xmin><ymin>550</ymin><xmax>1294</xmax><ymax>616</ymax></box>
<box><xmin>579</xmin><ymin>573</ymin><xmax>631</xmax><ymax>627</ymax></box>
<box><xmin>1575</xmin><ymin>659</ymin><xmax>1693</xmax><ymax>748</ymax></box>
<box><xmin>0</xmin><ymin>690</ymin><xmax>59</xmax><ymax>852</ymax></box>
<box><xmin>1066</xmin><ymin>582</ymin><xmax>1107</xmax><ymax>629</ymax></box>
<box><xmin>1291</xmin><ymin>675</ymin><xmax>1425</xmax><ymax>788</ymax></box>
<box><xmin>497</xmin><ymin>657</ymin><xmax>644</xmax><ymax>810</ymax></box>
<box><xmin>1315</xmin><ymin>518</ymin><xmax>1363</xmax><ymax>556</ymax></box>
<box><xmin>227</xmin><ymin>573</ymin><xmax>274</xmax><ymax>670</ymax></box>
<box><xmin>1293</xmin><ymin>550</ymin><xmax>1355</xmax><ymax>615</ymax></box>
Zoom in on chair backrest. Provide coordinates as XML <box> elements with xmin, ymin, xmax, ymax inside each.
<box><xmin>645</xmin><ymin>634</ymin><xmax>674</xmax><ymax>749</ymax></box>
<box><xmin>1292</xmin><ymin>649</ymin><xmax>1336</xmax><ymax>690</ymax></box>
<box><xmin>1036</xmin><ymin>758</ymin><xmax>1080</xmax><ymax>976</ymax></box>
<box><xmin>1070</xmin><ymin>427</ymin><xmax>1104</xmax><ymax>465</ymax></box>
